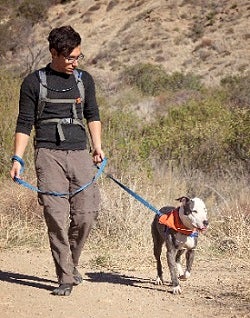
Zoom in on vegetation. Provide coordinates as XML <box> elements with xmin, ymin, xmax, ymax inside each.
<box><xmin>0</xmin><ymin>0</ymin><xmax>249</xmax><ymax>261</ymax></box>
<box><xmin>0</xmin><ymin>0</ymin><xmax>75</xmax><ymax>58</ymax></box>
<box><xmin>0</xmin><ymin>63</ymin><xmax>249</xmax><ymax>262</ymax></box>
<box><xmin>121</xmin><ymin>63</ymin><xmax>202</xmax><ymax>96</ymax></box>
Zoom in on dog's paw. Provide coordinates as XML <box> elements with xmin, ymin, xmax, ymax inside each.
<box><xmin>172</xmin><ymin>285</ymin><xmax>182</xmax><ymax>295</ymax></box>
<box><xmin>184</xmin><ymin>270</ymin><xmax>191</xmax><ymax>279</ymax></box>
<box><xmin>179</xmin><ymin>270</ymin><xmax>191</xmax><ymax>281</ymax></box>
<box><xmin>155</xmin><ymin>276</ymin><xmax>164</xmax><ymax>285</ymax></box>
<box><xmin>177</xmin><ymin>263</ymin><xmax>184</xmax><ymax>277</ymax></box>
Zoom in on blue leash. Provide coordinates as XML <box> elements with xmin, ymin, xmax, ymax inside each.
<box><xmin>12</xmin><ymin>154</ymin><xmax>162</xmax><ymax>215</ymax></box>
<box><xmin>12</xmin><ymin>155</ymin><xmax>197</xmax><ymax>235</ymax></box>
<box><xmin>106</xmin><ymin>175</ymin><xmax>198</xmax><ymax>237</ymax></box>
<box><xmin>107</xmin><ymin>174</ymin><xmax>163</xmax><ymax>217</ymax></box>
<box><xmin>12</xmin><ymin>155</ymin><xmax>107</xmax><ymax>197</ymax></box>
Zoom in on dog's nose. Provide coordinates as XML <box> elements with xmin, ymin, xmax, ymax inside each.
<box><xmin>203</xmin><ymin>220</ymin><xmax>209</xmax><ymax>227</ymax></box>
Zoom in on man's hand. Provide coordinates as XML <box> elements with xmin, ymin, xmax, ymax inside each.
<box><xmin>92</xmin><ymin>148</ymin><xmax>105</xmax><ymax>164</ymax></box>
<box><xmin>10</xmin><ymin>160</ymin><xmax>22</xmax><ymax>181</ymax></box>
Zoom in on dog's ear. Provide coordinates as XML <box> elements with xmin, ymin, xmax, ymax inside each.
<box><xmin>176</xmin><ymin>196</ymin><xmax>190</xmax><ymax>204</ymax></box>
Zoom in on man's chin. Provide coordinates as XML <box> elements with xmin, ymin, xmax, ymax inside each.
<box><xmin>66</xmin><ymin>70</ymin><xmax>74</xmax><ymax>74</ymax></box>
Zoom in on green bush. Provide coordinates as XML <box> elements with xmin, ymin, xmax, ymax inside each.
<box><xmin>139</xmin><ymin>91</ymin><xmax>250</xmax><ymax>173</ymax></box>
<box><xmin>226</xmin><ymin>109</ymin><xmax>250</xmax><ymax>164</ymax></box>
<box><xmin>122</xmin><ymin>63</ymin><xmax>168</xmax><ymax>96</ymax></box>
<box><xmin>221</xmin><ymin>73</ymin><xmax>250</xmax><ymax>107</ymax></box>
<box><xmin>18</xmin><ymin>0</ymin><xmax>49</xmax><ymax>24</ymax></box>
<box><xmin>0</xmin><ymin>23</ymin><xmax>13</xmax><ymax>55</ymax></box>
<box><xmin>121</xmin><ymin>63</ymin><xmax>202</xmax><ymax>96</ymax></box>
<box><xmin>0</xmin><ymin>71</ymin><xmax>36</xmax><ymax>179</ymax></box>
<box><xmin>0</xmin><ymin>0</ymin><xmax>75</xmax><ymax>59</ymax></box>
<box><xmin>165</xmin><ymin>71</ymin><xmax>202</xmax><ymax>91</ymax></box>
<box><xmin>18</xmin><ymin>0</ymin><xmax>74</xmax><ymax>23</ymax></box>
<box><xmin>101</xmin><ymin>108</ymin><xmax>146</xmax><ymax>173</ymax></box>
<box><xmin>0</xmin><ymin>72</ymin><xmax>21</xmax><ymax>178</ymax></box>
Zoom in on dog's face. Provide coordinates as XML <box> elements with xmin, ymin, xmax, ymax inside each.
<box><xmin>177</xmin><ymin>196</ymin><xmax>209</xmax><ymax>231</ymax></box>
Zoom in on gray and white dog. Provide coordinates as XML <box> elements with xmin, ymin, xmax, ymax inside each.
<box><xmin>151</xmin><ymin>196</ymin><xmax>208</xmax><ymax>294</ymax></box>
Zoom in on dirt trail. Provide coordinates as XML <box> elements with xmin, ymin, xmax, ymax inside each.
<box><xmin>0</xmin><ymin>248</ymin><xmax>249</xmax><ymax>318</ymax></box>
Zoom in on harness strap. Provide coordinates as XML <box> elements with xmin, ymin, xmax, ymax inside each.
<box><xmin>40</xmin><ymin>97</ymin><xmax>77</xmax><ymax>103</ymax></box>
<box><xmin>73</xmin><ymin>70</ymin><xmax>84</xmax><ymax>118</ymax></box>
<box><xmin>40</xmin><ymin>118</ymin><xmax>85</xmax><ymax>142</ymax></box>
<box><xmin>38</xmin><ymin>69</ymin><xmax>47</xmax><ymax>119</ymax></box>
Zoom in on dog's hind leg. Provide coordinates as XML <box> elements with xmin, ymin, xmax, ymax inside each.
<box><xmin>154</xmin><ymin>241</ymin><xmax>164</xmax><ymax>285</ymax></box>
<box><xmin>151</xmin><ymin>219</ymin><xmax>164</xmax><ymax>285</ymax></box>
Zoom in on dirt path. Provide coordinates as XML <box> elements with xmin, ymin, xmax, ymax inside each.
<box><xmin>0</xmin><ymin>248</ymin><xmax>249</xmax><ymax>318</ymax></box>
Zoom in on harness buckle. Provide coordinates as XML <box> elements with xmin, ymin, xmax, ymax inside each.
<box><xmin>61</xmin><ymin>118</ymin><xmax>73</xmax><ymax>124</ymax></box>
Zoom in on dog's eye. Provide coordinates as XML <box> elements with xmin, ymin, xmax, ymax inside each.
<box><xmin>192</xmin><ymin>210</ymin><xmax>198</xmax><ymax>213</ymax></box>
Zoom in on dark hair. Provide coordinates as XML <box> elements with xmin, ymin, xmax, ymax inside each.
<box><xmin>48</xmin><ymin>25</ymin><xmax>81</xmax><ymax>57</ymax></box>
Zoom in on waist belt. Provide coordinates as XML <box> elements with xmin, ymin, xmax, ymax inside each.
<box><xmin>39</xmin><ymin>118</ymin><xmax>85</xmax><ymax>142</ymax></box>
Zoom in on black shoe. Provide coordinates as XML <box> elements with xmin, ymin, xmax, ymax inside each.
<box><xmin>73</xmin><ymin>267</ymin><xmax>83</xmax><ymax>285</ymax></box>
<box><xmin>52</xmin><ymin>284</ymin><xmax>73</xmax><ymax>296</ymax></box>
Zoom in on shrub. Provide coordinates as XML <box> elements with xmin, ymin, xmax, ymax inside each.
<box><xmin>221</xmin><ymin>73</ymin><xmax>250</xmax><ymax>107</ymax></box>
<box><xmin>18</xmin><ymin>0</ymin><xmax>49</xmax><ymax>24</ymax></box>
<box><xmin>0</xmin><ymin>23</ymin><xmax>13</xmax><ymax>55</ymax></box>
<box><xmin>0</xmin><ymin>71</ymin><xmax>34</xmax><ymax>179</ymax></box>
<box><xmin>0</xmin><ymin>72</ymin><xmax>21</xmax><ymax>178</ymax></box>
<box><xmin>164</xmin><ymin>71</ymin><xmax>202</xmax><ymax>91</ymax></box>
<box><xmin>0</xmin><ymin>0</ymin><xmax>74</xmax><ymax>58</ymax></box>
<box><xmin>139</xmin><ymin>90</ymin><xmax>250</xmax><ymax>174</ymax></box>
<box><xmin>101</xmin><ymin>108</ymin><xmax>146</xmax><ymax>173</ymax></box>
<box><xmin>121</xmin><ymin>63</ymin><xmax>202</xmax><ymax>96</ymax></box>
<box><xmin>122</xmin><ymin>63</ymin><xmax>169</xmax><ymax>96</ymax></box>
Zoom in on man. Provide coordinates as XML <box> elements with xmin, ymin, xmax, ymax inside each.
<box><xmin>10</xmin><ymin>25</ymin><xmax>105</xmax><ymax>296</ymax></box>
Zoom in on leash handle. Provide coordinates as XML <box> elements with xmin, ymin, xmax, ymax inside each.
<box><xmin>11</xmin><ymin>155</ymin><xmax>25</xmax><ymax>175</ymax></box>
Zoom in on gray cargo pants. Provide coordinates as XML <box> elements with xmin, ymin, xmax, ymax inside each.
<box><xmin>35</xmin><ymin>148</ymin><xmax>100</xmax><ymax>284</ymax></box>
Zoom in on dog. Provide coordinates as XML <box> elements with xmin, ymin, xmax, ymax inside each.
<box><xmin>151</xmin><ymin>196</ymin><xmax>208</xmax><ymax>294</ymax></box>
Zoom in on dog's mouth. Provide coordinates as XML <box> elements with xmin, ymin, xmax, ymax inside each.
<box><xmin>194</xmin><ymin>219</ymin><xmax>209</xmax><ymax>232</ymax></box>
<box><xmin>197</xmin><ymin>225</ymin><xmax>209</xmax><ymax>233</ymax></box>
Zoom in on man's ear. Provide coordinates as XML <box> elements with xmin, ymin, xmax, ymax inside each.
<box><xmin>50</xmin><ymin>48</ymin><xmax>59</xmax><ymax>59</ymax></box>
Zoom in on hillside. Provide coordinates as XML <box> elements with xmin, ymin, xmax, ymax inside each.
<box><xmin>5</xmin><ymin>0</ymin><xmax>250</xmax><ymax>85</ymax></box>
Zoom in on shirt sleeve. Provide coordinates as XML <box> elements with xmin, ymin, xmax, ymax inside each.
<box><xmin>82</xmin><ymin>71</ymin><xmax>100</xmax><ymax>122</ymax></box>
<box><xmin>15</xmin><ymin>72</ymin><xmax>39</xmax><ymax>135</ymax></box>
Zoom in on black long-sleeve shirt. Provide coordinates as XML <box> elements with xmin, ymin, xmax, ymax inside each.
<box><xmin>16</xmin><ymin>64</ymin><xmax>100</xmax><ymax>150</ymax></box>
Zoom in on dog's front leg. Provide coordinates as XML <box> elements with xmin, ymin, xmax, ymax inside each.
<box><xmin>176</xmin><ymin>249</ymin><xmax>185</xmax><ymax>278</ymax></box>
<box><xmin>166</xmin><ymin>237</ymin><xmax>181</xmax><ymax>294</ymax></box>
<box><xmin>183</xmin><ymin>249</ymin><xmax>195</xmax><ymax>279</ymax></box>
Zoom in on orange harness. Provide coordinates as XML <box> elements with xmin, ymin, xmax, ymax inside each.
<box><xmin>158</xmin><ymin>209</ymin><xmax>195</xmax><ymax>235</ymax></box>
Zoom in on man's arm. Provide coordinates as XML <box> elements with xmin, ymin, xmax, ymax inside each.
<box><xmin>87</xmin><ymin>120</ymin><xmax>105</xmax><ymax>164</ymax></box>
<box><xmin>10</xmin><ymin>132</ymin><xmax>30</xmax><ymax>180</ymax></box>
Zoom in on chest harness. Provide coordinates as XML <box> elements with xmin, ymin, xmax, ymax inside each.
<box><xmin>37</xmin><ymin>68</ymin><xmax>85</xmax><ymax>142</ymax></box>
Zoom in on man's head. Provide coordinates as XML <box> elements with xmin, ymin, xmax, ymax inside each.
<box><xmin>48</xmin><ymin>25</ymin><xmax>83</xmax><ymax>74</ymax></box>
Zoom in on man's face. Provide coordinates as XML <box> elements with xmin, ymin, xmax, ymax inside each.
<box><xmin>50</xmin><ymin>45</ymin><xmax>83</xmax><ymax>74</ymax></box>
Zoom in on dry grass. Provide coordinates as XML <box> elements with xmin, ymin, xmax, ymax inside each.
<box><xmin>0</xmin><ymin>179</ymin><xmax>46</xmax><ymax>249</ymax></box>
<box><xmin>1</xmin><ymin>166</ymin><xmax>249</xmax><ymax>268</ymax></box>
